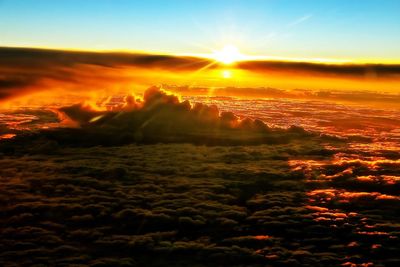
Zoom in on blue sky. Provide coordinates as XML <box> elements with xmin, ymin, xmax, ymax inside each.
<box><xmin>1</xmin><ymin>0</ymin><xmax>400</xmax><ymax>61</ymax></box>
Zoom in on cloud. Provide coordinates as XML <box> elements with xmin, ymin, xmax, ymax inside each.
<box><xmin>0</xmin><ymin>129</ymin><xmax>398</xmax><ymax>266</ymax></box>
<box><xmin>165</xmin><ymin>85</ymin><xmax>400</xmax><ymax>107</ymax></box>
<box><xmin>39</xmin><ymin>86</ymin><xmax>325</xmax><ymax>146</ymax></box>
<box><xmin>1</xmin><ymin>47</ymin><xmax>399</xmax><ymax>267</ymax></box>
<box><xmin>1</xmin><ymin>47</ymin><xmax>400</xmax><ymax>102</ymax></box>
<box><xmin>237</xmin><ymin>60</ymin><xmax>400</xmax><ymax>79</ymax></box>
<box><xmin>0</xmin><ymin>87</ymin><xmax>328</xmax><ymax>149</ymax></box>
<box><xmin>0</xmin><ymin>139</ymin><xmax>331</xmax><ymax>266</ymax></box>
<box><xmin>0</xmin><ymin>47</ymin><xmax>209</xmax><ymax>70</ymax></box>
<box><xmin>0</xmin><ymin>47</ymin><xmax>213</xmax><ymax>101</ymax></box>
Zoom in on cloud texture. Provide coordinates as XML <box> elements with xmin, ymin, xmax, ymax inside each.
<box><xmin>1</xmin><ymin>86</ymin><xmax>318</xmax><ymax>147</ymax></box>
<box><xmin>1</xmin><ymin>47</ymin><xmax>400</xmax><ymax>102</ymax></box>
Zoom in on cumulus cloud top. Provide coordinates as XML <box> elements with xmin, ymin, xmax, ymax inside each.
<box><xmin>45</xmin><ymin>86</ymin><xmax>311</xmax><ymax>146</ymax></box>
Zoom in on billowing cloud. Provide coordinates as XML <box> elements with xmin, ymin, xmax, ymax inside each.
<box><xmin>44</xmin><ymin>86</ymin><xmax>317</xmax><ymax>146</ymax></box>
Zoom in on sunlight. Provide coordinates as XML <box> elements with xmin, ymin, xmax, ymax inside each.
<box><xmin>212</xmin><ymin>45</ymin><xmax>245</xmax><ymax>65</ymax></box>
<box><xmin>222</xmin><ymin>70</ymin><xmax>232</xmax><ymax>79</ymax></box>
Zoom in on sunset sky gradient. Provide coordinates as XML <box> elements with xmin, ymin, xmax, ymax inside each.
<box><xmin>1</xmin><ymin>0</ymin><xmax>400</xmax><ymax>104</ymax></box>
<box><xmin>1</xmin><ymin>0</ymin><xmax>400</xmax><ymax>62</ymax></box>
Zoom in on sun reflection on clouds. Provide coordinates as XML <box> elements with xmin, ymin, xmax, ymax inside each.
<box><xmin>222</xmin><ymin>70</ymin><xmax>232</xmax><ymax>79</ymax></box>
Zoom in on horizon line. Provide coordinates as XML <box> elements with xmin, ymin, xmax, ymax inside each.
<box><xmin>2</xmin><ymin>45</ymin><xmax>400</xmax><ymax>66</ymax></box>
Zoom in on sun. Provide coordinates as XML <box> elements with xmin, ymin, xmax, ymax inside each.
<box><xmin>212</xmin><ymin>45</ymin><xmax>245</xmax><ymax>65</ymax></box>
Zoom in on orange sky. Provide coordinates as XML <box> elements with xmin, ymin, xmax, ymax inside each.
<box><xmin>0</xmin><ymin>47</ymin><xmax>399</xmax><ymax>106</ymax></box>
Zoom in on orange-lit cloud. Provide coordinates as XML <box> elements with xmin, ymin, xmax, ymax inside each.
<box><xmin>0</xmin><ymin>47</ymin><xmax>214</xmax><ymax>102</ymax></box>
<box><xmin>1</xmin><ymin>47</ymin><xmax>400</xmax><ymax>103</ymax></box>
<box><xmin>53</xmin><ymin>86</ymin><xmax>286</xmax><ymax>146</ymax></box>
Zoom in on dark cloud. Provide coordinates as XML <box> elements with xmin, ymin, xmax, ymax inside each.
<box><xmin>0</xmin><ymin>140</ymin><xmax>323</xmax><ymax>266</ymax></box>
<box><xmin>0</xmin><ymin>47</ymin><xmax>213</xmax><ymax>101</ymax></box>
<box><xmin>0</xmin><ymin>47</ymin><xmax>210</xmax><ymax>70</ymax></box>
<box><xmin>0</xmin><ymin>135</ymin><xmax>399</xmax><ymax>266</ymax></box>
<box><xmin>0</xmin><ymin>76</ymin><xmax>35</xmax><ymax>89</ymax></box>
<box><xmin>237</xmin><ymin>60</ymin><xmax>400</xmax><ymax>79</ymax></box>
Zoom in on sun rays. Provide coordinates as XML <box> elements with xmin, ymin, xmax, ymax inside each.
<box><xmin>211</xmin><ymin>45</ymin><xmax>246</xmax><ymax>65</ymax></box>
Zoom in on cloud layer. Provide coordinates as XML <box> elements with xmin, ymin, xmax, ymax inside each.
<box><xmin>1</xmin><ymin>47</ymin><xmax>400</xmax><ymax>102</ymax></box>
<box><xmin>3</xmin><ymin>86</ymin><xmax>317</xmax><ymax>147</ymax></box>
<box><xmin>0</xmin><ymin>47</ymin><xmax>212</xmax><ymax>101</ymax></box>
<box><xmin>237</xmin><ymin>60</ymin><xmax>400</xmax><ymax>78</ymax></box>
<box><xmin>0</xmin><ymin>139</ymin><xmax>398</xmax><ymax>266</ymax></box>
<box><xmin>0</xmin><ymin>85</ymin><xmax>398</xmax><ymax>266</ymax></box>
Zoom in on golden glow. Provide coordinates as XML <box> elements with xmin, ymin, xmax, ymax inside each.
<box><xmin>222</xmin><ymin>70</ymin><xmax>232</xmax><ymax>79</ymax></box>
<box><xmin>9</xmin><ymin>44</ymin><xmax>400</xmax><ymax>65</ymax></box>
<box><xmin>212</xmin><ymin>45</ymin><xmax>245</xmax><ymax>65</ymax></box>
<box><xmin>2</xmin><ymin>46</ymin><xmax>400</xmax><ymax>108</ymax></box>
